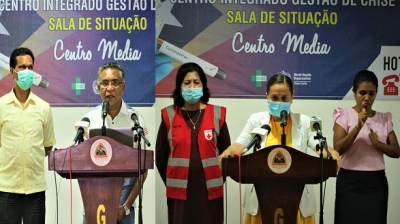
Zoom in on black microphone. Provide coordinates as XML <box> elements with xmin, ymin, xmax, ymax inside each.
<box><xmin>242</xmin><ymin>124</ymin><xmax>271</xmax><ymax>154</ymax></box>
<box><xmin>131</xmin><ymin>113</ymin><xmax>140</xmax><ymax>127</ymax></box>
<box><xmin>310</xmin><ymin>116</ymin><xmax>332</xmax><ymax>159</ymax></box>
<box><xmin>131</xmin><ymin>113</ymin><xmax>151</xmax><ymax>147</ymax></box>
<box><xmin>102</xmin><ymin>101</ymin><xmax>109</xmax><ymax>118</ymax></box>
<box><xmin>71</xmin><ymin>117</ymin><xmax>90</xmax><ymax>146</ymax></box>
<box><xmin>310</xmin><ymin>116</ymin><xmax>323</xmax><ymax>136</ymax></box>
<box><xmin>280</xmin><ymin>110</ymin><xmax>288</xmax><ymax>127</ymax></box>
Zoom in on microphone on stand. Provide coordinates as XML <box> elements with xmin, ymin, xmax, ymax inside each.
<box><xmin>130</xmin><ymin>112</ymin><xmax>149</xmax><ymax>224</ymax></box>
<box><xmin>310</xmin><ymin>116</ymin><xmax>332</xmax><ymax>159</ymax></box>
<box><xmin>101</xmin><ymin>101</ymin><xmax>109</xmax><ymax>136</ymax></box>
<box><xmin>71</xmin><ymin>117</ymin><xmax>90</xmax><ymax>146</ymax></box>
<box><xmin>280</xmin><ymin>110</ymin><xmax>288</xmax><ymax>145</ymax></box>
<box><xmin>131</xmin><ymin>113</ymin><xmax>140</xmax><ymax>127</ymax></box>
<box><xmin>310</xmin><ymin>116</ymin><xmax>324</xmax><ymax>136</ymax></box>
<box><xmin>311</xmin><ymin>117</ymin><xmax>332</xmax><ymax>224</ymax></box>
<box><xmin>241</xmin><ymin>124</ymin><xmax>271</xmax><ymax>155</ymax></box>
<box><xmin>102</xmin><ymin>101</ymin><xmax>109</xmax><ymax>118</ymax></box>
<box><xmin>131</xmin><ymin>113</ymin><xmax>151</xmax><ymax>147</ymax></box>
<box><xmin>280</xmin><ymin>110</ymin><xmax>288</xmax><ymax>128</ymax></box>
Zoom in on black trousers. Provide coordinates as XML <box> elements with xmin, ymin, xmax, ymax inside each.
<box><xmin>0</xmin><ymin>191</ymin><xmax>45</xmax><ymax>224</ymax></box>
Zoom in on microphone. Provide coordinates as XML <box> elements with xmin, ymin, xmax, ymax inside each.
<box><xmin>131</xmin><ymin>112</ymin><xmax>151</xmax><ymax>147</ymax></box>
<box><xmin>131</xmin><ymin>113</ymin><xmax>140</xmax><ymax>127</ymax></box>
<box><xmin>280</xmin><ymin>110</ymin><xmax>288</xmax><ymax>127</ymax></box>
<box><xmin>242</xmin><ymin>124</ymin><xmax>271</xmax><ymax>154</ymax></box>
<box><xmin>310</xmin><ymin>116</ymin><xmax>323</xmax><ymax>136</ymax></box>
<box><xmin>71</xmin><ymin>117</ymin><xmax>90</xmax><ymax>146</ymax></box>
<box><xmin>102</xmin><ymin>101</ymin><xmax>109</xmax><ymax>118</ymax></box>
<box><xmin>0</xmin><ymin>52</ymin><xmax>49</xmax><ymax>88</ymax></box>
<box><xmin>310</xmin><ymin>116</ymin><xmax>332</xmax><ymax>159</ymax></box>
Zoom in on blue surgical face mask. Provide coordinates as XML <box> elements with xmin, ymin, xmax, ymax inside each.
<box><xmin>182</xmin><ymin>87</ymin><xmax>203</xmax><ymax>104</ymax></box>
<box><xmin>15</xmin><ymin>69</ymin><xmax>34</xmax><ymax>90</ymax></box>
<box><xmin>268</xmin><ymin>101</ymin><xmax>291</xmax><ymax>117</ymax></box>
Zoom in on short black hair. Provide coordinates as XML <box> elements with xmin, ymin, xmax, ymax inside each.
<box><xmin>352</xmin><ymin>70</ymin><xmax>378</xmax><ymax>92</ymax></box>
<box><xmin>171</xmin><ymin>62</ymin><xmax>211</xmax><ymax>107</ymax></box>
<box><xmin>10</xmin><ymin>47</ymin><xmax>35</xmax><ymax>68</ymax></box>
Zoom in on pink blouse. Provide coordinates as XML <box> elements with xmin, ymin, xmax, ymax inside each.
<box><xmin>333</xmin><ymin>107</ymin><xmax>393</xmax><ymax>171</ymax></box>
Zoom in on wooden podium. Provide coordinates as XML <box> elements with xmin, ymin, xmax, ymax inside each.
<box><xmin>48</xmin><ymin>131</ymin><xmax>153</xmax><ymax>223</ymax></box>
<box><xmin>221</xmin><ymin>145</ymin><xmax>336</xmax><ymax>224</ymax></box>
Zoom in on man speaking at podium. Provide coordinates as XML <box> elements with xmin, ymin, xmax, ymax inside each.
<box><xmin>80</xmin><ymin>62</ymin><xmax>150</xmax><ymax>224</ymax></box>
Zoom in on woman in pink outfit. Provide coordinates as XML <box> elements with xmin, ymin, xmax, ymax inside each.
<box><xmin>333</xmin><ymin>70</ymin><xmax>400</xmax><ymax>224</ymax></box>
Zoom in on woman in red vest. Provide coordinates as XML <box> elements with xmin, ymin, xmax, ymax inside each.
<box><xmin>156</xmin><ymin>62</ymin><xmax>231</xmax><ymax>224</ymax></box>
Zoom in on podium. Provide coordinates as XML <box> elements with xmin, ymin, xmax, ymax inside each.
<box><xmin>221</xmin><ymin>145</ymin><xmax>336</xmax><ymax>224</ymax></box>
<box><xmin>48</xmin><ymin>132</ymin><xmax>153</xmax><ymax>223</ymax></box>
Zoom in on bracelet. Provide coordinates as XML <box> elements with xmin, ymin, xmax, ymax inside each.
<box><xmin>122</xmin><ymin>204</ymin><xmax>130</xmax><ymax>215</ymax></box>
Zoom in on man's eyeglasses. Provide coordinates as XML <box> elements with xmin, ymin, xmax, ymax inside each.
<box><xmin>98</xmin><ymin>80</ymin><xmax>125</xmax><ymax>88</ymax></box>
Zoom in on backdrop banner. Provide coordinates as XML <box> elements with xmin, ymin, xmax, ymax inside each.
<box><xmin>155</xmin><ymin>0</ymin><xmax>400</xmax><ymax>100</ymax></box>
<box><xmin>0</xmin><ymin>0</ymin><xmax>155</xmax><ymax>106</ymax></box>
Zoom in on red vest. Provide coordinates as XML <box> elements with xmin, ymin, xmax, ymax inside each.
<box><xmin>161</xmin><ymin>104</ymin><xmax>226</xmax><ymax>200</ymax></box>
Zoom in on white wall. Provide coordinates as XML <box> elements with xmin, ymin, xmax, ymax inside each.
<box><xmin>45</xmin><ymin>97</ymin><xmax>400</xmax><ymax>224</ymax></box>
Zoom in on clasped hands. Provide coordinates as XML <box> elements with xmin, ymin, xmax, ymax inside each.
<box><xmin>359</xmin><ymin>107</ymin><xmax>379</xmax><ymax>146</ymax></box>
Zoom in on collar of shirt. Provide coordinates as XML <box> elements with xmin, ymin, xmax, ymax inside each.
<box><xmin>5</xmin><ymin>88</ymin><xmax>39</xmax><ymax>106</ymax></box>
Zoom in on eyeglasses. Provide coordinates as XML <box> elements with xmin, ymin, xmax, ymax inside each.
<box><xmin>98</xmin><ymin>80</ymin><xmax>125</xmax><ymax>88</ymax></box>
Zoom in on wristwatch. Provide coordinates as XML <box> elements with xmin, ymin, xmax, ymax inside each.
<box><xmin>122</xmin><ymin>204</ymin><xmax>130</xmax><ymax>215</ymax></box>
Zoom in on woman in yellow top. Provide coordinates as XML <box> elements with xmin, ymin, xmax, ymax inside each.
<box><xmin>219</xmin><ymin>72</ymin><xmax>339</xmax><ymax>224</ymax></box>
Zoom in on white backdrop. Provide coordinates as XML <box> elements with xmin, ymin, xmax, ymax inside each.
<box><xmin>44</xmin><ymin>97</ymin><xmax>400</xmax><ymax>224</ymax></box>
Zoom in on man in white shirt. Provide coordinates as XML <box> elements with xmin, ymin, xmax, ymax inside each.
<box><xmin>82</xmin><ymin>62</ymin><xmax>150</xmax><ymax>224</ymax></box>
